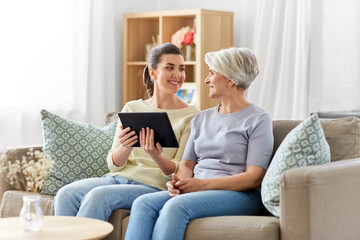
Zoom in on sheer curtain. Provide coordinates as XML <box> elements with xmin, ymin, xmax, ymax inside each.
<box><xmin>309</xmin><ymin>0</ymin><xmax>360</xmax><ymax>114</ymax></box>
<box><xmin>245</xmin><ymin>0</ymin><xmax>310</xmax><ymax>120</ymax></box>
<box><xmin>0</xmin><ymin>0</ymin><xmax>118</xmax><ymax>148</ymax></box>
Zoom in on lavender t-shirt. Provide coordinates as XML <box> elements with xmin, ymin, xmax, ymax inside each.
<box><xmin>182</xmin><ymin>104</ymin><xmax>274</xmax><ymax>179</ymax></box>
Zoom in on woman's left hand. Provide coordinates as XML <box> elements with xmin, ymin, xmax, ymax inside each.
<box><xmin>175</xmin><ymin>178</ymin><xmax>208</xmax><ymax>193</ymax></box>
<box><xmin>139</xmin><ymin>127</ymin><xmax>163</xmax><ymax>157</ymax></box>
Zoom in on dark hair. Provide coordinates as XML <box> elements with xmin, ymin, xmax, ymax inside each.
<box><xmin>143</xmin><ymin>43</ymin><xmax>183</xmax><ymax>97</ymax></box>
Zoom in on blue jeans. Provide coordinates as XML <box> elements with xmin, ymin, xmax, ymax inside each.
<box><xmin>54</xmin><ymin>174</ymin><xmax>161</xmax><ymax>221</ymax></box>
<box><xmin>124</xmin><ymin>190</ymin><xmax>262</xmax><ymax>240</ymax></box>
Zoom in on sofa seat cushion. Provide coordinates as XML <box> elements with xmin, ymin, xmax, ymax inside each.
<box><xmin>121</xmin><ymin>215</ymin><xmax>279</xmax><ymax>240</ymax></box>
<box><xmin>0</xmin><ymin>190</ymin><xmax>54</xmax><ymax>217</ymax></box>
<box><xmin>185</xmin><ymin>216</ymin><xmax>279</xmax><ymax>240</ymax></box>
<box><xmin>107</xmin><ymin>209</ymin><xmax>130</xmax><ymax>240</ymax></box>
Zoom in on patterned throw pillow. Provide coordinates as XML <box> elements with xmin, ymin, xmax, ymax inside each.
<box><xmin>40</xmin><ymin>109</ymin><xmax>117</xmax><ymax>195</ymax></box>
<box><xmin>261</xmin><ymin>114</ymin><xmax>330</xmax><ymax>217</ymax></box>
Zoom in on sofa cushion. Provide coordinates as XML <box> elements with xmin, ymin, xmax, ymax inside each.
<box><xmin>108</xmin><ymin>209</ymin><xmax>130</xmax><ymax>240</ymax></box>
<box><xmin>319</xmin><ymin>116</ymin><xmax>360</xmax><ymax>161</ymax></box>
<box><xmin>272</xmin><ymin>116</ymin><xmax>360</xmax><ymax>161</ymax></box>
<box><xmin>185</xmin><ymin>216</ymin><xmax>279</xmax><ymax>240</ymax></box>
<box><xmin>121</xmin><ymin>215</ymin><xmax>279</xmax><ymax>240</ymax></box>
<box><xmin>262</xmin><ymin>114</ymin><xmax>331</xmax><ymax>217</ymax></box>
<box><xmin>40</xmin><ymin>109</ymin><xmax>117</xmax><ymax>195</ymax></box>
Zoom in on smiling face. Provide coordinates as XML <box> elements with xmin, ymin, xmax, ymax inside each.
<box><xmin>150</xmin><ymin>54</ymin><xmax>186</xmax><ymax>95</ymax></box>
<box><xmin>204</xmin><ymin>69</ymin><xmax>231</xmax><ymax>99</ymax></box>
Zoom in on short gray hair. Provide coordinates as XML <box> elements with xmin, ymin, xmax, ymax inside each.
<box><xmin>204</xmin><ymin>47</ymin><xmax>259</xmax><ymax>89</ymax></box>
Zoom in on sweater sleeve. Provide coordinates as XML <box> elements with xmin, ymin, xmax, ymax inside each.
<box><xmin>181</xmin><ymin>120</ymin><xmax>198</xmax><ymax>162</ymax></box>
<box><xmin>168</xmin><ymin>119</ymin><xmax>192</xmax><ymax>174</ymax></box>
<box><xmin>106</xmin><ymin>104</ymin><xmax>129</xmax><ymax>172</ymax></box>
<box><xmin>163</xmin><ymin>107</ymin><xmax>199</xmax><ymax>175</ymax></box>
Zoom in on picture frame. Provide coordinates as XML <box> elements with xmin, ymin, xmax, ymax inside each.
<box><xmin>176</xmin><ymin>82</ymin><xmax>196</xmax><ymax>105</ymax></box>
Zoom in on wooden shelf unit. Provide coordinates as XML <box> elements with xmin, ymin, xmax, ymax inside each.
<box><xmin>122</xmin><ymin>9</ymin><xmax>234</xmax><ymax>110</ymax></box>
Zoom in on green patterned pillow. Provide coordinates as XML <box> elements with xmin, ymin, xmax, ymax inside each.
<box><xmin>261</xmin><ymin>114</ymin><xmax>330</xmax><ymax>217</ymax></box>
<box><xmin>40</xmin><ymin>109</ymin><xmax>117</xmax><ymax>195</ymax></box>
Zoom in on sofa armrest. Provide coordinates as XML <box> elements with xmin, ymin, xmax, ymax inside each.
<box><xmin>280</xmin><ymin>158</ymin><xmax>360</xmax><ymax>240</ymax></box>
<box><xmin>0</xmin><ymin>145</ymin><xmax>43</xmax><ymax>204</ymax></box>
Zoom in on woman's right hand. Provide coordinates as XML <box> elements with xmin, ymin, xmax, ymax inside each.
<box><xmin>118</xmin><ymin>125</ymin><xmax>138</xmax><ymax>149</ymax></box>
<box><xmin>111</xmin><ymin>125</ymin><xmax>137</xmax><ymax>168</ymax></box>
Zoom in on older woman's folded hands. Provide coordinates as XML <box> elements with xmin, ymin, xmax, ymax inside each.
<box><xmin>166</xmin><ymin>174</ymin><xmax>181</xmax><ymax>197</ymax></box>
<box><xmin>167</xmin><ymin>173</ymin><xmax>208</xmax><ymax>197</ymax></box>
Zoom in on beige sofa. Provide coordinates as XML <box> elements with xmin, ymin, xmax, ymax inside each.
<box><xmin>1</xmin><ymin>117</ymin><xmax>360</xmax><ymax>240</ymax></box>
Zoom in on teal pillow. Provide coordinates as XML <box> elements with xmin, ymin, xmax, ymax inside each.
<box><xmin>261</xmin><ymin>114</ymin><xmax>330</xmax><ymax>217</ymax></box>
<box><xmin>40</xmin><ymin>109</ymin><xmax>117</xmax><ymax>195</ymax></box>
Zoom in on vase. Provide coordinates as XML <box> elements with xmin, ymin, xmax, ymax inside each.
<box><xmin>145</xmin><ymin>43</ymin><xmax>157</xmax><ymax>61</ymax></box>
<box><xmin>19</xmin><ymin>195</ymin><xmax>44</xmax><ymax>231</ymax></box>
<box><xmin>185</xmin><ymin>44</ymin><xmax>195</xmax><ymax>61</ymax></box>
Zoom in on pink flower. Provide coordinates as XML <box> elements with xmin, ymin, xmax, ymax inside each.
<box><xmin>171</xmin><ymin>26</ymin><xmax>196</xmax><ymax>48</ymax></box>
<box><xmin>171</xmin><ymin>30</ymin><xmax>186</xmax><ymax>48</ymax></box>
<box><xmin>183</xmin><ymin>32</ymin><xmax>194</xmax><ymax>45</ymax></box>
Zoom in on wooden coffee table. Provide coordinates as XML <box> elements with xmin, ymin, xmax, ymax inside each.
<box><xmin>0</xmin><ymin>216</ymin><xmax>113</xmax><ymax>240</ymax></box>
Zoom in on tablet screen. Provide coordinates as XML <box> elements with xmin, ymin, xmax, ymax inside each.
<box><xmin>117</xmin><ymin>112</ymin><xmax>179</xmax><ymax>148</ymax></box>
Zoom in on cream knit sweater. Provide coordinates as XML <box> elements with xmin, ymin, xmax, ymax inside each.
<box><xmin>106</xmin><ymin>99</ymin><xmax>199</xmax><ymax>190</ymax></box>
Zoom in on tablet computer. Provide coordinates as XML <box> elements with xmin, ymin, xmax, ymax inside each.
<box><xmin>117</xmin><ymin>112</ymin><xmax>179</xmax><ymax>148</ymax></box>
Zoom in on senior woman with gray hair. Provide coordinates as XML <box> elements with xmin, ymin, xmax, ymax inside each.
<box><xmin>124</xmin><ymin>47</ymin><xmax>274</xmax><ymax>240</ymax></box>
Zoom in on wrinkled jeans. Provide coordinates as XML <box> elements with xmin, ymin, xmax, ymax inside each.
<box><xmin>54</xmin><ymin>174</ymin><xmax>161</xmax><ymax>221</ymax></box>
<box><xmin>125</xmin><ymin>189</ymin><xmax>262</xmax><ymax>240</ymax></box>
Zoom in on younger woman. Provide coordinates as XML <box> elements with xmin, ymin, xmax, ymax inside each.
<box><xmin>54</xmin><ymin>43</ymin><xmax>199</xmax><ymax>221</ymax></box>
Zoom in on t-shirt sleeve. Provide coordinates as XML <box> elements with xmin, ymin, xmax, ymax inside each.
<box><xmin>246</xmin><ymin>113</ymin><xmax>274</xmax><ymax>170</ymax></box>
<box><xmin>181</xmin><ymin>120</ymin><xmax>198</xmax><ymax>162</ymax></box>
